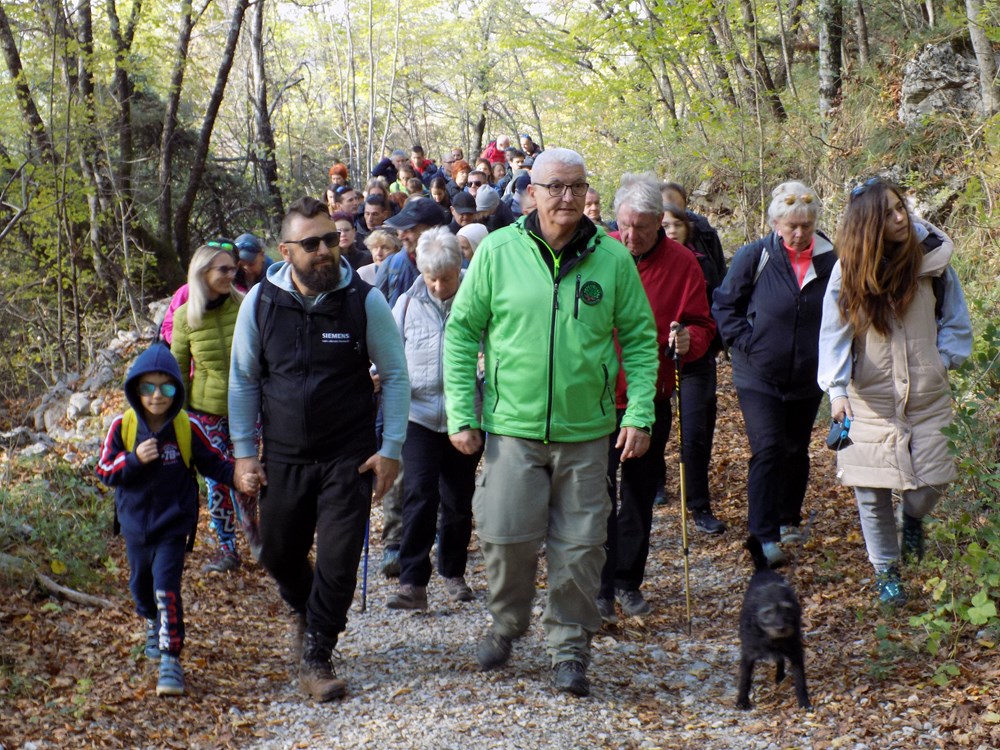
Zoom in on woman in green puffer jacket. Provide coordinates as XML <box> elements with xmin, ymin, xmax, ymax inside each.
<box><xmin>171</xmin><ymin>244</ymin><xmax>245</xmax><ymax>573</ymax></box>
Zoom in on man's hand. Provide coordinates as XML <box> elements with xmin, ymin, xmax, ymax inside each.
<box><xmin>831</xmin><ymin>395</ymin><xmax>853</xmax><ymax>422</ymax></box>
<box><xmin>235</xmin><ymin>457</ymin><xmax>268</xmax><ymax>494</ymax></box>
<box><xmin>449</xmin><ymin>429</ymin><xmax>483</xmax><ymax>456</ymax></box>
<box><xmin>668</xmin><ymin>322</ymin><xmax>690</xmax><ymax>357</ymax></box>
<box><xmin>135</xmin><ymin>437</ymin><xmax>159</xmax><ymax>464</ymax></box>
<box><xmin>359</xmin><ymin>453</ymin><xmax>400</xmax><ymax>501</ymax></box>
<box><xmin>616</xmin><ymin>426</ymin><xmax>650</xmax><ymax>462</ymax></box>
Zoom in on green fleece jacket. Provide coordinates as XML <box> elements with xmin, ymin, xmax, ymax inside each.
<box><xmin>171</xmin><ymin>295</ymin><xmax>241</xmax><ymax>416</ymax></box>
<box><xmin>444</xmin><ymin>218</ymin><xmax>658</xmax><ymax>442</ymax></box>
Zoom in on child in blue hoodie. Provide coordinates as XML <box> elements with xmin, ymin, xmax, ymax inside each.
<box><xmin>97</xmin><ymin>343</ymin><xmax>248</xmax><ymax>696</ymax></box>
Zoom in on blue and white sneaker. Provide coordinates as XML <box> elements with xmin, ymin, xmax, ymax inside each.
<box><xmin>144</xmin><ymin>619</ymin><xmax>160</xmax><ymax>661</ymax></box>
<box><xmin>156</xmin><ymin>655</ymin><xmax>185</xmax><ymax>696</ymax></box>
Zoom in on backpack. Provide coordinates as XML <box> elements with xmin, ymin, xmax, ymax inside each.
<box><xmin>121</xmin><ymin>408</ymin><xmax>192</xmax><ymax>468</ymax></box>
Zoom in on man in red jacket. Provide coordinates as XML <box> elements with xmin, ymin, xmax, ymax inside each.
<box><xmin>597</xmin><ymin>172</ymin><xmax>717</xmax><ymax>623</ymax></box>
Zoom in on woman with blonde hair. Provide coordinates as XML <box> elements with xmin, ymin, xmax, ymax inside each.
<box><xmin>171</xmin><ymin>244</ymin><xmax>245</xmax><ymax>573</ymax></box>
<box><xmin>819</xmin><ymin>178</ymin><xmax>971</xmax><ymax>605</ymax></box>
<box><xmin>713</xmin><ymin>181</ymin><xmax>837</xmax><ymax>566</ymax></box>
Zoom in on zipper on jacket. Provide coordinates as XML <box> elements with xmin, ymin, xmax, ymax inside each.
<box><xmin>545</xmin><ymin>277</ymin><xmax>560</xmax><ymax>443</ymax></box>
<box><xmin>492</xmin><ymin>358</ymin><xmax>501</xmax><ymax>413</ymax></box>
<box><xmin>600</xmin><ymin>364</ymin><xmax>609</xmax><ymax>416</ymax></box>
<box><xmin>574</xmin><ymin>273</ymin><xmax>581</xmax><ymax>319</ymax></box>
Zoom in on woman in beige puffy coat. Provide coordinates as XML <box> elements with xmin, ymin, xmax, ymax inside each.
<box><xmin>819</xmin><ymin>179</ymin><xmax>972</xmax><ymax>606</ymax></box>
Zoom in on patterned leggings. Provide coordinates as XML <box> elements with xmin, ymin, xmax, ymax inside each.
<box><xmin>189</xmin><ymin>412</ymin><xmax>240</xmax><ymax>554</ymax></box>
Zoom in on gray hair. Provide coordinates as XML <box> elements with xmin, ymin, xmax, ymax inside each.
<box><xmin>415</xmin><ymin>227</ymin><xmax>463</xmax><ymax>276</ymax></box>
<box><xmin>531</xmin><ymin>148</ymin><xmax>586</xmax><ymax>179</ymax></box>
<box><xmin>767</xmin><ymin>181</ymin><xmax>822</xmax><ymax>226</ymax></box>
<box><xmin>613</xmin><ymin>172</ymin><xmax>664</xmax><ymax>217</ymax></box>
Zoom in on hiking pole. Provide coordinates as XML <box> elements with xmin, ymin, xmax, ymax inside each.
<box><xmin>361</xmin><ymin>517</ymin><xmax>370</xmax><ymax>613</ymax></box>
<box><xmin>670</xmin><ymin>323</ymin><xmax>693</xmax><ymax>636</ymax></box>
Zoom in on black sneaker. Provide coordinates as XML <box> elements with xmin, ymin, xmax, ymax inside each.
<box><xmin>552</xmin><ymin>660</ymin><xmax>590</xmax><ymax>696</ymax></box>
<box><xmin>596</xmin><ymin>597</ymin><xmax>618</xmax><ymax>625</ymax></box>
<box><xmin>615</xmin><ymin>588</ymin><xmax>651</xmax><ymax>617</ymax></box>
<box><xmin>901</xmin><ymin>513</ymin><xmax>924</xmax><ymax>561</ymax></box>
<box><xmin>476</xmin><ymin>630</ymin><xmax>513</xmax><ymax>671</ymax></box>
<box><xmin>693</xmin><ymin>510</ymin><xmax>727</xmax><ymax>535</ymax></box>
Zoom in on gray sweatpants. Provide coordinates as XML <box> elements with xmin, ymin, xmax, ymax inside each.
<box><xmin>854</xmin><ymin>485</ymin><xmax>943</xmax><ymax>570</ymax></box>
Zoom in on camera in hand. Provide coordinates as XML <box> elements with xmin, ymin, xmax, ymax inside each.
<box><xmin>826</xmin><ymin>417</ymin><xmax>852</xmax><ymax>451</ymax></box>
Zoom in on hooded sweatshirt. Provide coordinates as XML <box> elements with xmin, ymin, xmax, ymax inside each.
<box><xmin>96</xmin><ymin>343</ymin><xmax>234</xmax><ymax>544</ymax></box>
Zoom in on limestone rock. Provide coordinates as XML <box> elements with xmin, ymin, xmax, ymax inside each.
<box><xmin>899</xmin><ymin>40</ymin><xmax>982</xmax><ymax>126</ymax></box>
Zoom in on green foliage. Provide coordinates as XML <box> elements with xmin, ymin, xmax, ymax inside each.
<box><xmin>0</xmin><ymin>457</ymin><xmax>114</xmax><ymax>594</ymax></box>
<box><xmin>908</xmin><ymin>322</ymin><xmax>1000</xmax><ymax>673</ymax></box>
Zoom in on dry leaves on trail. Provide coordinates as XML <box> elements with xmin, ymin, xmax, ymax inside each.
<box><xmin>2</xmin><ymin>362</ymin><xmax>998</xmax><ymax>749</ymax></box>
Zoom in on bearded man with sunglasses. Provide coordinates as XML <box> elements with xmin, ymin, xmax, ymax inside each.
<box><xmin>229</xmin><ymin>196</ymin><xmax>409</xmax><ymax>702</ymax></box>
<box><xmin>444</xmin><ymin>148</ymin><xmax>658</xmax><ymax>697</ymax></box>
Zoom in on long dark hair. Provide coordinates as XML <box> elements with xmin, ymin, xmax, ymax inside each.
<box><xmin>836</xmin><ymin>180</ymin><xmax>923</xmax><ymax>335</ymax></box>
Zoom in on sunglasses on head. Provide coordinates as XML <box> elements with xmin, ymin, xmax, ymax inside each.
<box><xmin>138</xmin><ymin>382</ymin><xmax>177</xmax><ymax>398</ymax></box>
<box><xmin>850</xmin><ymin>177</ymin><xmax>881</xmax><ymax>200</ymax></box>
<box><xmin>206</xmin><ymin>239</ymin><xmax>236</xmax><ymax>252</ymax></box>
<box><xmin>284</xmin><ymin>232</ymin><xmax>341</xmax><ymax>253</ymax></box>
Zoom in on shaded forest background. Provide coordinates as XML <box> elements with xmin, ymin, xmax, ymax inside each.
<box><xmin>0</xmin><ymin>0</ymin><xmax>998</xmax><ymax>710</ymax></box>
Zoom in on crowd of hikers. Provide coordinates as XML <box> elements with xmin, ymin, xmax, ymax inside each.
<box><xmin>96</xmin><ymin>137</ymin><xmax>972</xmax><ymax>701</ymax></box>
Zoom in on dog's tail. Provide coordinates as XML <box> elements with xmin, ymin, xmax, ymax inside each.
<box><xmin>745</xmin><ymin>536</ymin><xmax>769</xmax><ymax>572</ymax></box>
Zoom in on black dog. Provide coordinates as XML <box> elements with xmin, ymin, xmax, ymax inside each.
<box><xmin>736</xmin><ymin>536</ymin><xmax>811</xmax><ymax>710</ymax></box>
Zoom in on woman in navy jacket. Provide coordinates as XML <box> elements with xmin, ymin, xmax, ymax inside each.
<box><xmin>712</xmin><ymin>182</ymin><xmax>836</xmax><ymax>566</ymax></box>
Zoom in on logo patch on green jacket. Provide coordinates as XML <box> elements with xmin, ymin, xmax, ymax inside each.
<box><xmin>580</xmin><ymin>280</ymin><xmax>603</xmax><ymax>305</ymax></box>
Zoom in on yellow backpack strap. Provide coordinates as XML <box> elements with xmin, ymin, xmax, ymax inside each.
<box><xmin>173</xmin><ymin>409</ymin><xmax>192</xmax><ymax>468</ymax></box>
<box><xmin>122</xmin><ymin>409</ymin><xmax>138</xmax><ymax>452</ymax></box>
<box><xmin>123</xmin><ymin>407</ymin><xmax>191</xmax><ymax>468</ymax></box>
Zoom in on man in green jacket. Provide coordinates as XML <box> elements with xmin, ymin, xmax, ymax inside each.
<box><xmin>444</xmin><ymin>147</ymin><xmax>658</xmax><ymax>697</ymax></box>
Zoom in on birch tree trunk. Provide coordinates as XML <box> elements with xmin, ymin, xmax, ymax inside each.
<box><xmin>966</xmin><ymin>0</ymin><xmax>1000</xmax><ymax>116</ymax></box>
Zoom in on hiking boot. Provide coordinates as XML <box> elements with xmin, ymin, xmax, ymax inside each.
<box><xmin>156</xmin><ymin>655</ymin><xmax>185</xmax><ymax>697</ymax></box>
<box><xmin>299</xmin><ymin>632</ymin><xmax>347</xmax><ymax>702</ymax></box>
<box><xmin>615</xmin><ymin>588</ymin><xmax>651</xmax><ymax>617</ymax></box>
<box><xmin>386</xmin><ymin>584</ymin><xmax>428</xmax><ymax>610</ymax></box>
<box><xmin>901</xmin><ymin>513</ymin><xmax>924</xmax><ymax>562</ymax></box>
<box><xmin>381</xmin><ymin>547</ymin><xmax>401</xmax><ymax>578</ymax></box>
<box><xmin>289</xmin><ymin>612</ymin><xmax>307</xmax><ymax>664</ymax></box>
<box><xmin>596</xmin><ymin>597</ymin><xmax>618</xmax><ymax>625</ymax></box>
<box><xmin>761</xmin><ymin>541</ymin><xmax>786</xmax><ymax>568</ymax></box>
<box><xmin>443</xmin><ymin>576</ymin><xmax>475</xmax><ymax>603</ymax></box>
<box><xmin>476</xmin><ymin>630</ymin><xmax>513</xmax><ymax>671</ymax></box>
<box><xmin>693</xmin><ymin>510</ymin><xmax>727</xmax><ymax>535</ymax></box>
<box><xmin>780</xmin><ymin>525</ymin><xmax>804</xmax><ymax>545</ymax></box>
<box><xmin>876</xmin><ymin>566</ymin><xmax>908</xmax><ymax>606</ymax></box>
<box><xmin>144</xmin><ymin>619</ymin><xmax>160</xmax><ymax>661</ymax></box>
<box><xmin>552</xmin><ymin>660</ymin><xmax>590</xmax><ymax>697</ymax></box>
<box><xmin>202</xmin><ymin>549</ymin><xmax>240</xmax><ymax>574</ymax></box>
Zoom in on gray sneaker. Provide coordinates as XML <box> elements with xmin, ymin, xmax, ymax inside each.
<box><xmin>144</xmin><ymin>619</ymin><xmax>160</xmax><ymax>660</ymax></box>
<box><xmin>596</xmin><ymin>597</ymin><xmax>618</xmax><ymax>625</ymax></box>
<box><xmin>615</xmin><ymin>588</ymin><xmax>651</xmax><ymax>617</ymax></box>
<box><xmin>780</xmin><ymin>525</ymin><xmax>804</xmax><ymax>545</ymax></box>
<box><xmin>476</xmin><ymin>630</ymin><xmax>513</xmax><ymax>671</ymax></box>
<box><xmin>761</xmin><ymin>541</ymin><xmax>787</xmax><ymax>568</ymax></box>
<box><xmin>443</xmin><ymin>576</ymin><xmax>475</xmax><ymax>603</ymax></box>
<box><xmin>552</xmin><ymin>660</ymin><xmax>590</xmax><ymax>697</ymax></box>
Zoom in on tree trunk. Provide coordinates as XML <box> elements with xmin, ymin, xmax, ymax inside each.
<box><xmin>818</xmin><ymin>0</ymin><xmax>844</xmax><ymax>115</ymax></box>
<box><xmin>772</xmin><ymin>0</ymin><xmax>802</xmax><ymax>94</ymax></box>
<box><xmin>966</xmin><ymin>0</ymin><xmax>1000</xmax><ymax>116</ymax></box>
<box><xmin>107</xmin><ymin>0</ymin><xmax>142</xmax><ymax>213</ymax></box>
<box><xmin>0</xmin><ymin>3</ymin><xmax>56</xmax><ymax>163</ymax></box>
<box><xmin>156</xmin><ymin>0</ymin><xmax>195</xmax><ymax>284</ymax></box>
<box><xmin>250</xmin><ymin>0</ymin><xmax>284</xmax><ymax>231</ymax></box>
<box><xmin>855</xmin><ymin>0</ymin><xmax>871</xmax><ymax>67</ymax></box>
<box><xmin>738</xmin><ymin>0</ymin><xmax>787</xmax><ymax>120</ymax></box>
<box><xmin>172</xmin><ymin>0</ymin><xmax>250</xmax><ymax>268</ymax></box>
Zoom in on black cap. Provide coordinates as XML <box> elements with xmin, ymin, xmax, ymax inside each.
<box><xmin>383</xmin><ymin>198</ymin><xmax>448</xmax><ymax>229</ymax></box>
<box><xmin>452</xmin><ymin>192</ymin><xmax>478</xmax><ymax>214</ymax></box>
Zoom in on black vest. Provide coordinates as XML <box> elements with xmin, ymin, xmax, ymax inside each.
<box><xmin>256</xmin><ymin>272</ymin><xmax>375</xmax><ymax>463</ymax></box>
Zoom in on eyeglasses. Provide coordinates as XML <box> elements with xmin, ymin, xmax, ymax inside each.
<box><xmin>467</xmin><ymin>181</ymin><xmax>485</xmax><ymax>188</ymax></box>
<box><xmin>209</xmin><ymin>263</ymin><xmax>238</xmax><ymax>275</ymax></box>
<box><xmin>782</xmin><ymin>193</ymin><xmax>814</xmax><ymax>205</ymax></box>
<box><xmin>284</xmin><ymin>232</ymin><xmax>340</xmax><ymax>253</ymax></box>
<box><xmin>138</xmin><ymin>382</ymin><xmax>177</xmax><ymax>398</ymax></box>
<box><xmin>534</xmin><ymin>182</ymin><xmax>590</xmax><ymax>198</ymax></box>
<box><xmin>850</xmin><ymin>177</ymin><xmax>881</xmax><ymax>200</ymax></box>
<box><xmin>206</xmin><ymin>239</ymin><xmax>236</xmax><ymax>252</ymax></box>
